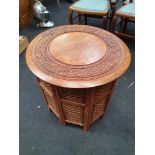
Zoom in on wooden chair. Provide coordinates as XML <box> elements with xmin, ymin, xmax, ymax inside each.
<box><xmin>68</xmin><ymin>0</ymin><xmax>118</xmax><ymax>29</ymax></box>
<box><xmin>111</xmin><ymin>0</ymin><xmax>135</xmax><ymax>39</ymax></box>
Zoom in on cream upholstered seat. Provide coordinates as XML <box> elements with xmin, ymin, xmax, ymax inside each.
<box><xmin>69</xmin><ymin>0</ymin><xmax>110</xmax><ymax>15</ymax></box>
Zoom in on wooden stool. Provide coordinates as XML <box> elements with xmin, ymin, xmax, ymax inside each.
<box><xmin>26</xmin><ymin>25</ymin><xmax>131</xmax><ymax>131</ymax></box>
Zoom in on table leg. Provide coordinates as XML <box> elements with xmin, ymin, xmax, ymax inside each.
<box><xmin>52</xmin><ymin>86</ymin><xmax>66</xmax><ymax>126</ymax></box>
<box><xmin>83</xmin><ymin>88</ymin><xmax>96</xmax><ymax>131</ymax></box>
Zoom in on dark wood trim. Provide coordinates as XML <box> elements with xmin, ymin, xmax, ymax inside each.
<box><xmin>68</xmin><ymin>11</ymin><xmax>73</xmax><ymax>24</ymax></box>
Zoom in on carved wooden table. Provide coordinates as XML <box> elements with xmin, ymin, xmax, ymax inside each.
<box><xmin>26</xmin><ymin>25</ymin><xmax>131</xmax><ymax>131</ymax></box>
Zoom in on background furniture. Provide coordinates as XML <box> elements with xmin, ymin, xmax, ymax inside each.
<box><xmin>19</xmin><ymin>0</ymin><xmax>33</xmax><ymax>29</ymax></box>
<box><xmin>19</xmin><ymin>0</ymin><xmax>44</xmax><ymax>29</ymax></box>
<box><xmin>68</xmin><ymin>0</ymin><xmax>118</xmax><ymax>29</ymax></box>
<box><xmin>19</xmin><ymin>36</ymin><xmax>29</xmax><ymax>54</ymax></box>
<box><xmin>26</xmin><ymin>25</ymin><xmax>131</xmax><ymax>131</ymax></box>
<box><xmin>111</xmin><ymin>0</ymin><xmax>135</xmax><ymax>39</ymax></box>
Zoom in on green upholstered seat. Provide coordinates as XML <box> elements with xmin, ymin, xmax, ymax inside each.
<box><xmin>69</xmin><ymin>0</ymin><xmax>110</xmax><ymax>14</ymax></box>
<box><xmin>116</xmin><ymin>3</ymin><xmax>135</xmax><ymax>18</ymax></box>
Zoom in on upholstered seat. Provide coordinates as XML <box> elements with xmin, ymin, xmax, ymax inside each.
<box><xmin>116</xmin><ymin>3</ymin><xmax>135</xmax><ymax>18</ymax></box>
<box><xmin>69</xmin><ymin>0</ymin><xmax>110</xmax><ymax>15</ymax></box>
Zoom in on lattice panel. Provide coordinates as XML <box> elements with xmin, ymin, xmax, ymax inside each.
<box><xmin>95</xmin><ymin>83</ymin><xmax>113</xmax><ymax>100</ymax></box>
<box><xmin>39</xmin><ymin>80</ymin><xmax>58</xmax><ymax>116</ymax></box>
<box><xmin>40</xmin><ymin>80</ymin><xmax>52</xmax><ymax>91</ymax></box>
<box><xmin>92</xmin><ymin>96</ymin><xmax>109</xmax><ymax>122</ymax></box>
<box><xmin>92</xmin><ymin>83</ymin><xmax>113</xmax><ymax>122</ymax></box>
<box><xmin>62</xmin><ymin>101</ymin><xmax>84</xmax><ymax>125</ymax></box>
<box><xmin>58</xmin><ymin>88</ymin><xmax>84</xmax><ymax>103</ymax></box>
<box><xmin>44</xmin><ymin>90</ymin><xmax>58</xmax><ymax>115</ymax></box>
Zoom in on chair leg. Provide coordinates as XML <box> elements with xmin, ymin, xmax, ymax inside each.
<box><xmin>122</xmin><ymin>19</ymin><xmax>128</xmax><ymax>33</ymax></box>
<box><xmin>119</xmin><ymin>17</ymin><xmax>125</xmax><ymax>30</ymax></box>
<box><xmin>109</xmin><ymin>12</ymin><xmax>114</xmax><ymax>29</ymax></box>
<box><xmin>68</xmin><ymin>11</ymin><xmax>73</xmax><ymax>24</ymax></box>
<box><xmin>111</xmin><ymin>16</ymin><xmax>117</xmax><ymax>33</ymax></box>
<box><xmin>84</xmin><ymin>14</ymin><xmax>87</xmax><ymax>25</ymax></box>
<box><xmin>103</xmin><ymin>16</ymin><xmax>107</xmax><ymax>29</ymax></box>
<box><xmin>109</xmin><ymin>3</ymin><xmax>116</xmax><ymax>28</ymax></box>
<box><xmin>78</xmin><ymin>13</ymin><xmax>81</xmax><ymax>23</ymax></box>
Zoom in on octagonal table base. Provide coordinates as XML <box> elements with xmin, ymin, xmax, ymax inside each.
<box><xmin>37</xmin><ymin>78</ymin><xmax>116</xmax><ymax>131</ymax></box>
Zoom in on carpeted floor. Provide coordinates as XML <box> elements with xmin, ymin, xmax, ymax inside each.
<box><xmin>19</xmin><ymin>0</ymin><xmax>135</xmax><ymax>155</ymax></box>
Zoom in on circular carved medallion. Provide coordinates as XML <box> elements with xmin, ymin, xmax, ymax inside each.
<box><xmin>26</xmin><ymin>25</ymin><xmax>131</xmax><ymax>88</ymax></box>
<box><xmin>50</xmin><ymin>32</ymin><xmax>107</xmax><ymax>65</ymax></box>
